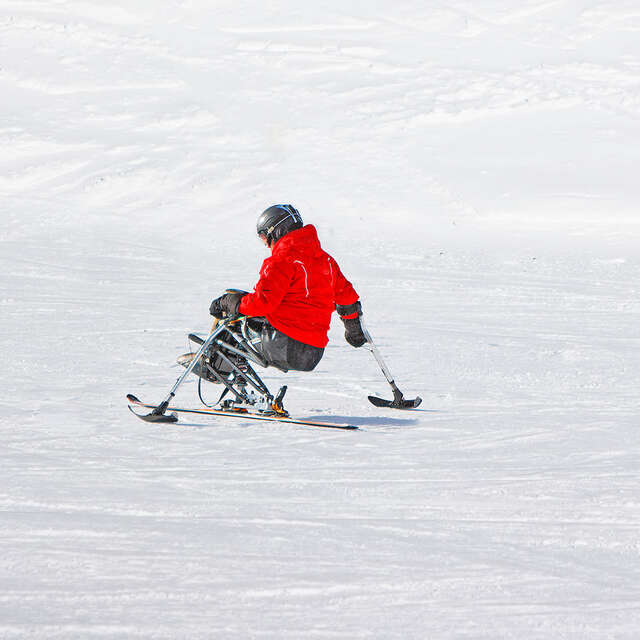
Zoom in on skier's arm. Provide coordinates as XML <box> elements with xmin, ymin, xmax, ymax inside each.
<box><xmin>238</xmin><ymin>258</ymin><xmax>293</xmax><ymax>317</ymax></box>
<box><xmin>330</xmin><ymin>258</ymin><xmax>366</xmax><ymax>348</ymax></box>
<box><xmin>330</xmin><ymin>257</ymin><xmax>359</xmax><ymax>307</ymax></box>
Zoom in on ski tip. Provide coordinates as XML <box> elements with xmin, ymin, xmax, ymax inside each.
<box><xmin>127</xmin><ymin>403</ymin><xmax>179</xmax><ymax>423</ymax></box>
<box><xmin>141</xmin><ymin>411</ymin><xmax>179</xmax><ymax>424</ymax></box>
<box><xmin>368</xmin><ymin>395</ymin><xmax>392</xmax><ymax>408</ymax></box>
<box><xmin>127</xmin><ymin>395</ymin><xmax>179</xmax><ymax>423</ymax></box>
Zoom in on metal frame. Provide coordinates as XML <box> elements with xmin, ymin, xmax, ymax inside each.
<box><xmin>141</xmin><ymin>320</ymin><xmax>232</xmax><ymax>420</ymax></box>
<box><xmin>189</xmin><ymin>321</ymin><xmax>278</xmax><ymax>412</ymax></box>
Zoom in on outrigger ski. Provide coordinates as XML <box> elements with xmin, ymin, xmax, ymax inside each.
<box><xmin>368</xmin><ymin>393</ymin><xmax>422</xmax><ymax>409</ymax></box>
<box><xmin>127</xmin><ymin>394</ymin><xmax>358</xmax><ymax>430</ymax></box>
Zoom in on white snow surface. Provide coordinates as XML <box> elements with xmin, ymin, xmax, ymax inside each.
<box><xmin>2</xmin><ymin>1</ymin><xmax>640</xmax><ymax>637</ymax></box>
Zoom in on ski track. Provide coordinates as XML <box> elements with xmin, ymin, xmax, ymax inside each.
<box><xmin>2</xmin><ymin>0</ymin><xmax>640</xmax><ymax>638</ymax></box>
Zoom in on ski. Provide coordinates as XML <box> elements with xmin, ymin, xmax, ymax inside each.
<box><xmin>126</xmin><ymin>394</ymin><xmax>358</xmax><ymax>430</ymax></box>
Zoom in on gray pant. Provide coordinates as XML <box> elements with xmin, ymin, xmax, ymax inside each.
<box><xmin>247</xmin><ymin>318</ymin><xmax>324</xmax><ymax>373</ymax></box>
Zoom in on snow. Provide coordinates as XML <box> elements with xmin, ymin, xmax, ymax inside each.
<box><xmin>1</xmin><ymin>0</ymin><xmax>640</xmax><ymax>637</ymax></box>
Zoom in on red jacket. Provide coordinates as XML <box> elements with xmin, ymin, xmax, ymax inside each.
<box><xmin>238</xmin><ymin>225</ymin><xmax>359</xmax><ymax>348</ymax></box>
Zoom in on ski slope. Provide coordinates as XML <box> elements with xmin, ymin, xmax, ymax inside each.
<box><xmin>1</xmin><ymin>1</ymin><xmax>639</xmax><ymax>637</ymax></box>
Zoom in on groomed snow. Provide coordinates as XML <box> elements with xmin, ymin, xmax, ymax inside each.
<box><xmin>1</xmin><ymin>1</ymin><xmax>639</xmax><ymax>637</ymax></box>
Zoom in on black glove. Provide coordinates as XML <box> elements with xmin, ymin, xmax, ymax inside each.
<box><xmin>209</xmin><ymin>292</ymin><xmax>244</xmax><ymax>319</ymax></box>
<box><xmin>336</xmin><ymin>301</ymin><xmax>367</xmax><ymax>348</ymax></box>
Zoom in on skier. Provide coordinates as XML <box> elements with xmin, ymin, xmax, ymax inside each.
<box><xmin>208</xmin><ymin>204</ymin><xmax>367</xmax><ymax>373</ymax></box>
<box><xmin>126</xmin><ymin>203</ymin><xmax>420</xmax><ymax>425</ymax></box>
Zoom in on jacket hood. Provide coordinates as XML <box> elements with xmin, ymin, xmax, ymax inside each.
<box><xmin>271</xmin><ymin>224</ymin><xmax>323</xmax><ymax>258</ymax></box>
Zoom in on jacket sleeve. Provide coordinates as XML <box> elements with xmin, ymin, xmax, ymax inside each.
<box><xmin>330</xmin><ymin>256</ymin><xmax>359</xmax><ymax>308</ymax></box>
<box><xmin>238</xmin><ymin>257</ymin><xmax>294</xmax><ymax>317</ymax></box>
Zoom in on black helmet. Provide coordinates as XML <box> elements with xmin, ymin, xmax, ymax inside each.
<box><xmin>256</xmin><ymin>204</ymin><xmax>303</xmax><ymax>245</ymax></box>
